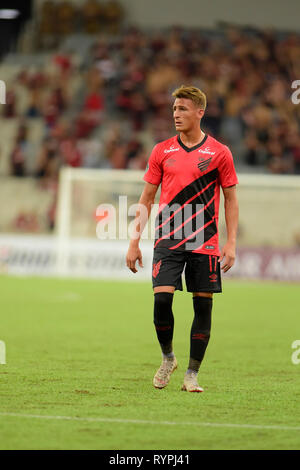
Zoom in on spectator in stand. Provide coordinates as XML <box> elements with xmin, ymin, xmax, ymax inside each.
<box><xmin>244</xmin><ymin>130</ymin><xmax>262</xmax><ymax>166</ymax></box>
<box><xmin>129</xmin><ymin>91</ymin><xmax>148</xmax><ymax>131</ymax></box>
<box><xmin>10</xmin><ymin>138</ymin><xmax>26</xmax><ymax>177</ymax></box>
<box><xmin>78</xmin><ymin>138</ymin><xmax>103</xmax><ymax>168</ymax></box>
<box><xmin>287</xmin><ymin>130</ymin><xmax>300</xmax><ymax>174</ymax></box>
<box><xmin>42</xmin><ymin>86</ymin><xmax>67</xmax><ymax>128</ymax></box>
<box><xmin>2</xmin><ymin>90</ymin><xmax>16</xmax><ymax>118</ymax></box>
<box><xmin>59</xmin><ymin>131</ymin><xmax>82</xmax><ymax>168</ymax></box>
<box><xmin>26</xmin><ymin>87</ymin><xmax>42</xmax><ymax>118</ymax></box>
<box><xmin>10</xmin><ymin>122</ymin><xmax>33</xmax><ymax>177</ymax></box>
<box><xmin>53</xmin><ymin>54</ymin><xmax>72</xmax><ymax>81</ymax></box>
<box><xmin>83</xmin><ymin>87</ymin><xmax>104</xmax><ymax>128</ymax></box>
<box><xmin>105</xmin><ymin>126</ymin><xmax>127</xmax><ymax>169</ymax></box>
<box><xmin>126</xmin><ymin>139</ymin><xmax>148</xmax><ymax>170</ymax></box>
<box><xmin>35</xmin><ymin>136</ymin><xmax>60</xmax><ymax>179</ymax></box>
<box><xmin>74</xmin><ymin>110</ymin><xmax>97</xmax><ymax>139</ymax></box>
<box><xmin>5</xmin><ymin>25</ymin><xmax>300</xmax><ymax>176</ymax></box>
<box><xmin>266</xmin><ymin>139</ymin><xmax>293</xmax><ymax>174</ymax></box>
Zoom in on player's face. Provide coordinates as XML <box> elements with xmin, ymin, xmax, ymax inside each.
<box><xmin>173</xmin><ymin>98</ymin><xmax>204</xmax><ymax>133</ymax></box>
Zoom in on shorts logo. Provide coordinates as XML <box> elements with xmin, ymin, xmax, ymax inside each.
<box><xmin>209</xmin><ymin>273</ymin><xmax>218</xmax><ymax>282</ymax></box>
<box><xmin>197</xmin><ymin>156</ymin><xmax>212</xmax><ymax>172</ymax></box>
<box><xmin>153</xmin><ymin>260</ymin><xmax>162</xmax><ymax>278</ymax></box>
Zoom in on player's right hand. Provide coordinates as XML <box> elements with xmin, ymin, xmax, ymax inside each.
<box><xmin>126</xmin><ymin>246</ymin><xmax>144</xmax><ymax>273</ymax></box>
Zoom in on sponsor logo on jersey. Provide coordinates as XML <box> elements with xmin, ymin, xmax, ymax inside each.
<box><xmin>152</xmin><ymin>260</ymin><xmax>162</xmax><ymax>278</ymax></box>
<box><xmin>164</xmin><ymin>145</ymin><xmax>180</xmax><ymax>154</ymax></box>
<box><xmin>197</xmin><ymin>156</ymin><xmax>212</xmax><ymax>172</ymax></box>
<box><xmin>198</xmin><ymin>147</ymin><xmax>216</xmax><ymax>156</ymax></box>
<box><xmin>205</xmin><ymin>245</ymin><xmax>215</xmax><ymax>250</ymax></box>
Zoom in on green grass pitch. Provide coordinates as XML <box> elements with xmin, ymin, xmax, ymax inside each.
<box><xmin>0</xmin><ymin>275</ymin><xmax>300</xmax><ymax>450</ymax></box>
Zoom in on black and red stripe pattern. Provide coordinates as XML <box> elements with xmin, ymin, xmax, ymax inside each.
<box><xmin>154</xmin><ymin>169</ymin><xmax>218</xmax><ymax>251</ymax></box>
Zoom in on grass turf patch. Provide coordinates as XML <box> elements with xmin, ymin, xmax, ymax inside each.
<box><xmin>0</xmin><ymin>275</ymin><xmax>299</xmax><ymax>449</ymax></box>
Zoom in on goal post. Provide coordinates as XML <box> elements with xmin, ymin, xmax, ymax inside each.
<box><xmin>55</xmin><ymin>168</ymin><xmax>300</xmax><ymax>277</ymax></box>
<box><xmin>55</xmin><ymin>168</ymin><xmax>159</xmax><ymax>276</ymax></box>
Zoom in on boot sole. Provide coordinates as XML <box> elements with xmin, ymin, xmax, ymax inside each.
<box><xmin>181</xmin><ymin>384</ymin><xmax>204</xmax><ymax>392</ymax></box>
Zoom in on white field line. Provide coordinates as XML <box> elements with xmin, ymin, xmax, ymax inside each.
<box><xmin>0</xmin><ymin>412</ymin><xmax>299</xmax><ymax>432</ymax></box>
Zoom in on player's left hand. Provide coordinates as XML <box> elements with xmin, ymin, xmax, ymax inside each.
<box><xmin>218</xmin><ymin>242</ymin><xmax>236</xmax><ymax>273</ymax></box>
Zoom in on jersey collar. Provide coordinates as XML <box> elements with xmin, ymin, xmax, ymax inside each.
<box><xmin>177</xmin><ymin>134</ymin><xmax>208</xmax><ymax>153</ymax></box>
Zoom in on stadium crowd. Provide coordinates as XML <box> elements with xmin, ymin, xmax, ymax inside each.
<box><xmin>39</xmin><ymin>0</ymin><xmax>124</xmax><ymax>43</ymax></box>
<box><xmin>2</xmin><ymin>22</ymin><xmax>300</xmax><ymax>184</ymax></box>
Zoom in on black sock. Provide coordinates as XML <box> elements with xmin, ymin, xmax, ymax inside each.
<box><xmin>153</xmin><ymin>292</ymin><xmax>174</xmax><ymax>356</ymax></box>
<box><xmin>188</xmin><ymin>296</ymin><xmax>212</xmax><ymax>373</ymax></box>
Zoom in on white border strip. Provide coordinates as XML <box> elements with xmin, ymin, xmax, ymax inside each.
<box><xmin>0</xmin><ymin>412</ymin><xmax>299</xmax><ymax>431</ymax></box>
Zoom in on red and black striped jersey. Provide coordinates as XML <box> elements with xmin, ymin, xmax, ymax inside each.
<box><xmin>143</xmin><ymin>133</ymin><xmax>238</xmax><ymax>256</ymax></box>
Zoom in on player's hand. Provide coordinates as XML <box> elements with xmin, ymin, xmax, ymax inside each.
<box><xmin>218</xmin><ymin>242</ymin><xmax>236</xmax><ymax>273</ymax></box>
<box><xmin>126</xmin><ymin>245</ymin><xmax>144</xmax><ymax>273</ymax></box>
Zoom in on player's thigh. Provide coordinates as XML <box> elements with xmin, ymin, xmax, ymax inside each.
<box><xmin>152</xmin><ymin>247</ymin><xmax>185</xmax><ymax>292</ymax></box>
<box><xmin>154</xmin><ymin>286</ymin><xmax>175</xmax><ymax>294</ymax></box>
<box><xmin>185</xmin><ymin>253</ymin><xmax>222</xmax><ymax>294</ymax></box>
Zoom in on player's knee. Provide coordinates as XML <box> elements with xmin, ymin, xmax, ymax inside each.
<box><xmin>153</xmin><ymin>292</ymin><xmax>174</xmax><ymax>326</ymax></box>
<box><xmin>193</xmin><ymin>292</ymin><xmax>213</xmax><ymax>298</ymax></box>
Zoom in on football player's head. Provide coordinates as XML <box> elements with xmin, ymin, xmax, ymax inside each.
<box><xmin>172</xmin><ymin>85</ymin><xmax>206</xmax><ymax>132</ymax></box>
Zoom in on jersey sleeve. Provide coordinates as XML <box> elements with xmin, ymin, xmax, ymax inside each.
<box><xmin>143</xmin><ymin>144</ymin><xmax>162</xmax><ymax>186</ymax></box>
<box><xmin>218</xmin><ymin>146</ymin><xmax>239</xmax><ymax>188</ymax></box>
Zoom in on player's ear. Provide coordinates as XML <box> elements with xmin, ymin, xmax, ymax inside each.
<box><xmin>197</xmin><ymin>107</ymin><xmax>205</xmax><ymax>120</ymax></box>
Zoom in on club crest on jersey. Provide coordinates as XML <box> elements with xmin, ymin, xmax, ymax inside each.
<box><xmin>164</xmin><ymin>145</ymin><xmax>180</xmax><ymax>154</ymax></box>
<box><xmin>197</xmin><ymin>156</ymin><xmax>212</xmax><ymax>172</ymax></box>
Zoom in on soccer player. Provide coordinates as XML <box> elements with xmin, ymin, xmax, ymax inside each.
<box><xmin>126</xmin><ymin>85</ymin><xmax>239</xmax><ymax>392</ymax></box>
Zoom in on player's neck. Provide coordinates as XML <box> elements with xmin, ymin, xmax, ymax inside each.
<box><xmin>179</xmin><ymin>129</ymin><xmax>205</xmax><ymax>148</ymax></box>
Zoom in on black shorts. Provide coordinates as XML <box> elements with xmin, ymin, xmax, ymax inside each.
<box><xmin>152</xmin><ymin>247</ymin><xmax>222</xmax><ymax>293</ymax></box>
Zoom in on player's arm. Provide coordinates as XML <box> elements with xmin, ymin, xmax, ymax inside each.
<box><xmin>126</xmin><ymin>182</ymin><xmax>159</xmax><ymax>273</ymax></box>
<box><xmin>219</xmin><ymin>185</ymin><xmax>239</xmax><ymax>272</ymax></box>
